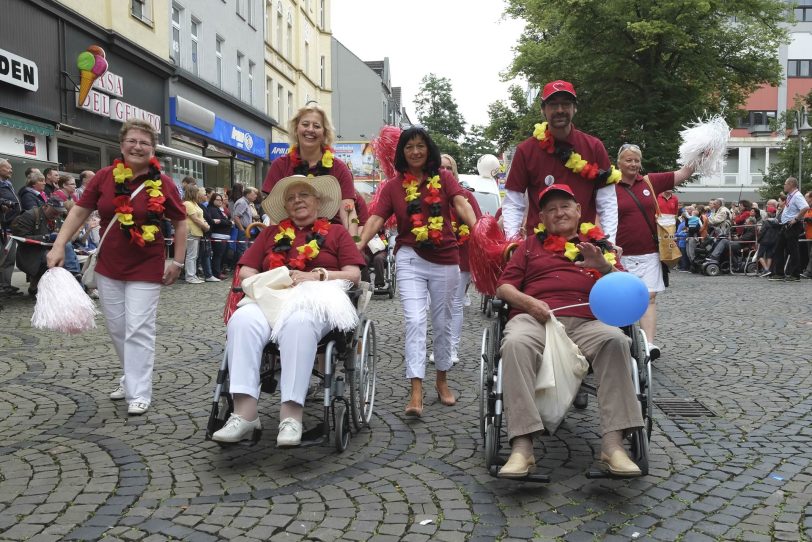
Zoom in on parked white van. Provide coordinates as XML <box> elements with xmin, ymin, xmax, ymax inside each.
<box><xmin>458</xmin><ymin>174</ymin><xmax>501</xmax><ymax>216</ymax></box>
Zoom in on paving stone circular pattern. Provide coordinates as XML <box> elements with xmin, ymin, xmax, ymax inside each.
<box><xmin>0</xmin><ymin>272</ymin><xmax>811</xmax><ymax>541</ymax></box>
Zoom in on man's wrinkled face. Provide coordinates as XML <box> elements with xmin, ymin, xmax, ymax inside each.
<box><xmin>540</xmin><ymin>194</ymin><xmax>581</xmax><ymax>236</ymax></box>
<box><xmin>0</xmin><ymin>162</ymin><xmax>11</xmax><ymax>179</ymax></box>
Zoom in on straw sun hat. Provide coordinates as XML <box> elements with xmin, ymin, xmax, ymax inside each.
<box><xmin>261</xmin><ymin>175</ymin><xmax>342</xmax><ymax>224</ymax></box>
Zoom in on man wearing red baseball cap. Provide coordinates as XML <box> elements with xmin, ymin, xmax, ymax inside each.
<box><xmin>503</xmin><ymin>79</ymin><xmax>619</xmax><ymax>244</ymax></box>
<box><xmin>494</xmin><ymin>183</ymin><xmax>642</xmax><ymax>478</ymax></box>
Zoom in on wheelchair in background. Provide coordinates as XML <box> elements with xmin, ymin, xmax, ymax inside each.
<box><xmin>479</xmin><ymin>299</ymin><xmax>653</xmax><ymax>482</ymax></box>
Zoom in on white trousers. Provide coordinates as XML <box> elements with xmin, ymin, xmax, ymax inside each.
<box><xmin>185</xmin><ymin>237</ymin><xmax>200</xmax><ymax>280</ymax></box>
<box><xmin>450</xmin><ymin>270</ymin><xmax>470</xmax><ymax>359</ymax></box>
<box><xmin>226</xmin><ymin>303</ymin><xmax>331</xmax><ymax>405</ymax></box>
<box><xmin>96</xmin><ymin>275</ymin><xmax>162</xmax><ymax>404</ymax></box>
<box><xmin>396</xmin><ymin>246</ymin><xmax>460</xmax><ymax>379</ymax></box>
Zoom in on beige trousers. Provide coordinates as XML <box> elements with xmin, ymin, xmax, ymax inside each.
<box><xmin>500</xmin><ymin>313</ymin><xmax>644</xmax><ymax>442</ymax></box>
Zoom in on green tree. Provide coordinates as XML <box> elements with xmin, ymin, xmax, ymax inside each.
<box><xmin>760</xmin><ymin>92</ymin><xmax>812</xmax><ymax>199</ymax></box>
<box><xmin>504</xmin><ymin>0</ymin><xmax>789</xmax><ymax>172</ymax></box>
<box><xmin>414</xmin><ymin>74</ymin><xmax>466</xmax><ymax>142</ymax></box>
<box><xmin>485</xmin><ymin>85</ymin><xmax>537</xmax><ymax>154</ymax></box>
<box><xmin>459</xmin><ymin>125</ymin><xmax>498</xmax><ymax>174</ymax></box>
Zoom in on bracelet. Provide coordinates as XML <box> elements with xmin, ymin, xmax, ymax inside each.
<box><xmin>170</xmin><ymin>260</ymin><xmax>184</xmax><ymax>268</ymax></box>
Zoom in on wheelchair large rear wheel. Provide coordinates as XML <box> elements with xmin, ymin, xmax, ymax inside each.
<box><xmin>479</xmin><ymin>326</ymin><xmax>490</xmax><ymax>439</ymax></box>
<box><xmin>350</xmin><ymin>319</ymin><xmax>377</xmax><ymax>431</ymax></box>
<box><xmin>629</xmin><ymin>427</ymin><xmax>649</xmax><ymax>476</ymax></box>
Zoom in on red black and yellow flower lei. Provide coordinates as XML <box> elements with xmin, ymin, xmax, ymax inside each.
<box><xmin>264</xmin><ymin>218</ymin><xmax>331</xmax><ymax>270</ymax></box>
<box><xmin>533</xmin><ymin>122</ymin><xmax>622</xmax><ymax>186</ymax></box>
<box><xmin>403</xmin><ymin>172</ymin><xmax>444</xmax><ymax>248</ymax></box>
<box><xmin>535</xmin><ymin>221</ymin><xmax>617</xmax><ymax>279</ymax></box>
<box><xmin>288</xmin><ymin>145</ymin><xmax>335</xmax><ymax>177</ymax></box>
<box><xmin>112</xmin><ymin>157</ymin><xmax>165</xmax><ymax>246</ymax></box>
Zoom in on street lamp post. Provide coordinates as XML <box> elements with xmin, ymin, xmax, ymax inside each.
<box><xmin>795</xmin><ymin>108</ymin><xmax>812</xmax><ymax>191</ymax></box>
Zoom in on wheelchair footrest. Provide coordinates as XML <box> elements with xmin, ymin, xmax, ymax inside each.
<box><xmin>488</xmin><ymin>465</ymin><xmax>550</xmax><ymax>483</ymax></box>
<box><xmin>297</xmin><ymin>425</ymin><xmax>329</xmax><ymax>448</ymax></box>
<box><xmin>585</xmin><ymin>466</ymin><xmax>643</xmax><ymax>479</ymax></box>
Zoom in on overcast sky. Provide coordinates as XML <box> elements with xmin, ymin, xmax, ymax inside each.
<box><xmin>331</xmin><ymin>0</ymin><xmax>526</xmax><ymax>128</ymax></box>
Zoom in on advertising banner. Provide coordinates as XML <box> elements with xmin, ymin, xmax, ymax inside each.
<box><xmin>333</xmin><ymin>142</ymin><xmax>377</xmax><ymax>181</ymax></box>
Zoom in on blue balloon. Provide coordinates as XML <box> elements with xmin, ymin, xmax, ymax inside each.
<box><xmin>589</xmin><ymin>272</ymin><xmax>649</xmax><ymax>327</ymax></box>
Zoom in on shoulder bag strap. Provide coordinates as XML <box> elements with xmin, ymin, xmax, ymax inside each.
<box><xmin>96</xmin><ymin>181</ymin><xmax>148</xmax><ymax>254</ymax></box>
<box><xmin>641</xmin><ymin>175</ymin><xmax>662</xmax><ymax>218</ymax></box>
<box><xmin>620</xmin><ymin>181</ymin><xmax>659</xmax><ymax>248</ymax></box>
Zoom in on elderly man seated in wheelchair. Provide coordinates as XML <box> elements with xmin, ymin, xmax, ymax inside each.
<box><xmin>212</xmin><ymin>175</ymin><xmax>365</xmax><ymax>447</ymax></box>
<box><xmin>495</xmin><ymin>184</ymin><xmax>644</xmax><ymax>478</ymax></box>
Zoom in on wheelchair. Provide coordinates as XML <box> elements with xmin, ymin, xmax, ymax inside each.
<box><xmin>479</xmin><ymin>299</ymin><xmax>653</xmax><ymax>482</ymax></box>
<box><xmin>206</xmin><ymin>286</ymin><xmax>378</xmax><ymax>452</ymax></box>
<box><xmin>371</xmin><ymin>244</ymin><xmax>396</xmax><ymax>299</ymax></box>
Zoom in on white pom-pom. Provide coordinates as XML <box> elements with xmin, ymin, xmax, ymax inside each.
<box><xmin>31</xmin><ymin>267</ymin><xmax>98</xmax><ymax>334</ymax></box>
<box><xmin>270</xmin><ymin>280</ymin><xmax>358</xmax><ymax>342</ymax></box>
<box><xmin>677</xmin><ymin>115</ymin><xmax>730</xmax><ymax>176</ymax></box>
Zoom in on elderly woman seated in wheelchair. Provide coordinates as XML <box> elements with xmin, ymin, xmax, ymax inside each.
<box><xmin>211</xmin><ymin>175</ymin><xmax>366</xmax><ymax>447</ymax></box>
<box><xmin>493</xmin><ymin>184</ymin><xmax>646</xmax><ymax>478</ymax></box>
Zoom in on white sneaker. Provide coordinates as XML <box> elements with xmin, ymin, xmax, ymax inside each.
<box><xmin>128</xmin><ymin>401</ymin><xmax>150</xmax><ymax>415</ymax></box>
<box><xmin>186</xmin><ymin>276</ymin><xmax>204</xmax><ymax>284</ymax></box>
<box><xmin>205</xmin><ymin>276</ymin><xmax>221</xmax><ymax>282</ymax></box>
<box><xmin>89</xmin><ymin>289</ymin><xmax>99</xmax><ymax>299</ymax></box>
<box><xmin>429</xmin><ymin>353</ymin><xmax>435</xmax><ymax>363</ymax></box>
<box><xmin>277</xmin><ymin>417</ymin><xmax>303</xmax><ymax>447</ymax></box>
<box><xmin>463</xmin><ymin>293</ymin><xmax>472</xmax><ymax>307</ymax></box>
<box><xmin>212</xmin><ymin>413</ymin><xmax>262</xmax><ymax>443</ymax></box>
<box><xmin>109</xmin><ymin>385</ymin><xmax>125</xmax><ymax>400</ymax></box>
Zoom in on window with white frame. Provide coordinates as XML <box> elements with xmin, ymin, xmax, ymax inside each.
<box><xmin>236</xmin><ymin>52</ymin><xmax>243</xmax><ymax>99</ymax></box>
<box><xmin>266</xmin><ymin>77</ymin><xmax>272</xmax><ymax>115</ymax></box>
<box><xmin>320</xmin><ymin>55</ymin><xmax>325</xmax><ymax>87</ymax></box>
<box><xmin>216</xmin><ymin>37</ymin><xmax>224</xmax><ymax>88</ymax></box>
<box><xmin>286</xmin><ymin>10</ymin><xmax>293</xmax><ymax>59</ymax></box>
<box><xmin>131</xmin><ymin>0</ymin><xmax>154</xmax><ymax>24</ymax></box>
<box><xmin>276</xmin><ymin>2</ymin><xmax>283</xmax><ymax>51</ymax></box>
<box><xmin>287</xmin><ymin>90</ymin><xmax>293</xmax><ymax>121</ymax></box>
<box><xmin>171</xmin><ymin>5</ymin><xmax>181</xmax><ymax>65</ymax></box>
<box><xmin>304</xmin><ymin>42</ymin><xmax>310</xmax><ymax>76</ymax></box>
<box><xmin>277</xmin><ymin>84</ymin><xmax>283</xmax><ymax>122</ymax></box>
<box><xmin>190</xmin><ymin>18</ymin><xmax>200</xmax><ymax>76</ymax></box>
<box><xmin>319</xmin><ymin>0</ymin><xmax>325</xmax><ymax>28</ymax></box>
<box><xmin>236</xmin><ymin>0</ymin><xmax>244</xmax><ymax>18</ymax></box>
<box><xmin>246</xmin><ymin>0</ymin><xmax>254</xmax><ymax>26</ymax></box>
<box><xmin>248</xmin><ymin>61</ymin><xmax>255</xmax><ymax>105</ymax></box>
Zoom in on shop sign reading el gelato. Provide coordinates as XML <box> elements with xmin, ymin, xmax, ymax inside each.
<box><xmin>75</xmin><ymin>45</ymin><xmax>161</xmax><ymax>133</ymax></box>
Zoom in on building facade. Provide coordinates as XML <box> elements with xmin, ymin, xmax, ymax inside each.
<box><xmin>1</xmin><ymin>0</ymin><xmax>172</xmax><ymax>191</ymax></box>
<box><xmin>264</xmin><ymin>0</ymin><xmax>333</xmax><ymax>152</ymax></box>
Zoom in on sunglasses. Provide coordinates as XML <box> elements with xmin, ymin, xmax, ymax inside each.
<box><xmin>619</xmin><ymin>143</ymin><xmax>641</xmax><ymax>153</ymax></box>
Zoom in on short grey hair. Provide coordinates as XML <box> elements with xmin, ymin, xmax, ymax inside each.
<box><xmin>26</xmin><ymin>171</ymin><xmax>44</xmax><ymax>186</ymax></box>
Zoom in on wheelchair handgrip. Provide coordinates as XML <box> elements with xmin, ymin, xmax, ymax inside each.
<box><xmin>231</xmin><ymin>287</ymin><xmax>244</xmax><ymax>294</ymax></box>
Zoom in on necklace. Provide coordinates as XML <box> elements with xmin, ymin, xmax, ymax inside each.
<box><xmin>533</xmin><ymin>122</ymin><xmax>622</xmax><ymax>185</ymax></box>
<box><xmin>288</xmin><ymin>145</ymin><xmax>335</xmax><ymax>177</ymax></box>
<box><xmin>111</xmin><ymin>157</ymin><xmax>165</xmax><ymax>246</ymax></box>
<box><xmin>265</xmin><ymin>218</ymin><xmax>331</xmax><ymax>270</ymax></box>
<box><xmin>403</xmin><ymin>172</ymin><xmax>444</xmax><ymax>248</ymax></box>
<box><xmin>535</xmin><ymin>221</ymin><xmax>617</xmax><ymax>279</ymax></box>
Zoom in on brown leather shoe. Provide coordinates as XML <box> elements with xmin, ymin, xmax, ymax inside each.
<box><xmin>497</xmin><ymin>451</ymin><xmax>536</xmax><ymax>478</ymax></box>
<box><xmin>599</xmin><ymin>449</ymin><xmax>642</xmax><ymax>477</ymax></box>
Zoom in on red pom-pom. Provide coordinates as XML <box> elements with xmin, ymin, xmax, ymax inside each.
<box><xmin>468</xmin><ymin>215</ymin><xmax>516</xmax><ymax>296</ymax></box>
<box><xmin>223</xmin><ymin>267</ymin><xmax>245</xmax><ymax>325</ymax></box>
<box><xmin>371</xmin><ymin>125</ymin><xmax>402</xmax><ymax>181</ymax></box>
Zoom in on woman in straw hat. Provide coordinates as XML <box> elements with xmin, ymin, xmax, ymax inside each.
<box><xmin>212</xmin><ymin>175</ymin><xmax>365</xmax><ymax>447</ymax></box>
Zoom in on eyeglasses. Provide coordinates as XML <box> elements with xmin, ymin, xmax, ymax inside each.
<box><xmin>619</xmin><ymin>143</ymin><xmax>641</xmax><ymax>153</ymax></box>
<box><xmin>544</xmin><ymin>101</ymin><xmax>575</xmax><ymax>111</ymax></box>
<box><xmin>285</xmin><ymin>192</ymin><xmax>315</xmax><ymax>203</ymax></box>
<box><xmin>123</xmin><ymin>138</ymin><xmax>154</xmax><ymax>148</ymax></box>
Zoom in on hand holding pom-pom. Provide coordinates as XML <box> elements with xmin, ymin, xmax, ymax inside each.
<box><xmin>31</xmin><ymin>267</ymin><xmax>98</xmax><ymax>334</ymax></box>
<box><xmin>677</xmin><ymin>115</ymin><xmax>730</xmax><ymax>176</ymax></box>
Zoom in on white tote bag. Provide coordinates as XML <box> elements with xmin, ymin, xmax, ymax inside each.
<box><xmin>534</xmin><ymin>315</ymin><xmax>590</xmax><ymax>434</ymax></box>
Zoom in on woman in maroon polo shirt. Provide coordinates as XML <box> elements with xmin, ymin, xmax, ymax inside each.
<box><xmin>212</xmin><ymin>175</ymin><xmax>365</xmax><ymax>447</ymax></box>
<box><xmin>262</xmin><ymin>104</ymin><xmax>357</xmax><ymax>234</ymax></box>
<box><xmin>46</xmin><ymin>119</ymin><xmax>188</xmax><ymax>416</ymax></box>
<box><xmin>357</xmin><ymin>127</ymin><xmax>478</xmax><ymax>417</ymax></box>
<box><xmin>614</xmin><ymin>143</ymin><xmax>694</xmax><ymax>358</ymax></box>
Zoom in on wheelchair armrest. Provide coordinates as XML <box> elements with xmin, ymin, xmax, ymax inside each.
<box><xmin>347</xmin><ymin>286</ymin><xmax>363</xmax><ymax>308</ymax></box>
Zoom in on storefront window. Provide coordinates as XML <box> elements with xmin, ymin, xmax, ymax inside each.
<box><xmin>233</xmin><ymin>158</ymin><xmax>256</xmax><ymax>187</ymax></box>
<box><xmin>58</xmin><ymin>141</ymin><xmax>101</xmax><ymax>174</ymax></box>
<box><xmin>170</xmin><ymin>156</ymin><xmax>205</xmax><ymax>184</ymax></box>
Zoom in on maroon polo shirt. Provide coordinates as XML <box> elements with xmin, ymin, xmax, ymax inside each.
<box><xmin>239</xmin><ymin>221</ymin><xmax>365</xmax><ymax>272</ymax></box>
<box><xmin>262</xmin><ymin>154</ymin><xmax>355</xmax><ymax>202</ymax></box>
<box><xmin>615</xmin><ymin>172</ymin><xmax>675</xmax><ymax>256</ymax></box>
<box><xmin>506</xmin><ymin>127</ymin><xmax>610</xmax><ymax>229</ymax></box>
<box><xmin>372</xmin><ymin>169</ymin><xmax>466</xmax><ymax>265</ymax></box>
<box><xmin>78</xmin><ymin>166</ymin><xmax>186</xmax><ymax>283</ymax></box>
<box><xmin>354</xmin><ymin>191</ymin><xmax>369</xmax><ymax>226</ymax></box>
<box><xmin>498</xmin><ymin>233</ymin><xmax>610</xmax><ymax>320</ymax></box>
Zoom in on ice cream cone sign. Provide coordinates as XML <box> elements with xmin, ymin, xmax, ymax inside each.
<box><xmin>76</xmin><ymin>46</ymin><xmax>108</xmax><ymax>105</ymax></box>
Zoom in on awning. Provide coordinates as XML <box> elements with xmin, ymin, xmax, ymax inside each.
<box><xmin>155</xmin><ymin>144</ymin><xmax>219</xmax><ymax>166</ymax></box>
<box><xmin>0</xmin><ymin>113</ymin><xmax>54</xmax><ymax>137</ymax></box>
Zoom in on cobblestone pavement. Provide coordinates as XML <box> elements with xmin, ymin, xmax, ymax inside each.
<box><xmin>0</xmin><ymin>271</ymin><xmax>811</xmax><ymax>541</ymax></box>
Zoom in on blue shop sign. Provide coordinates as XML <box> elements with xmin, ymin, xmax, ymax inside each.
<box><xmin>269</xmin><ymin>142</ymin><xmax>289</xmax><ymax>161</ymax></box>
<box><xmin>169</xmin><ymin>98</ymin><xmax>267</xmax><ymax>159</ymax></box>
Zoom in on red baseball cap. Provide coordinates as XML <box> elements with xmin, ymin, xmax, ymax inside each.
<box><xmin>541</xmin><ymin>80</ymin><xmax>577</xmax><ymax>102</ymax></box>
<box><xmin>538</xmin><ymin>183</ymin><xmax>576</xmax><ymax>207</ymax></box>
